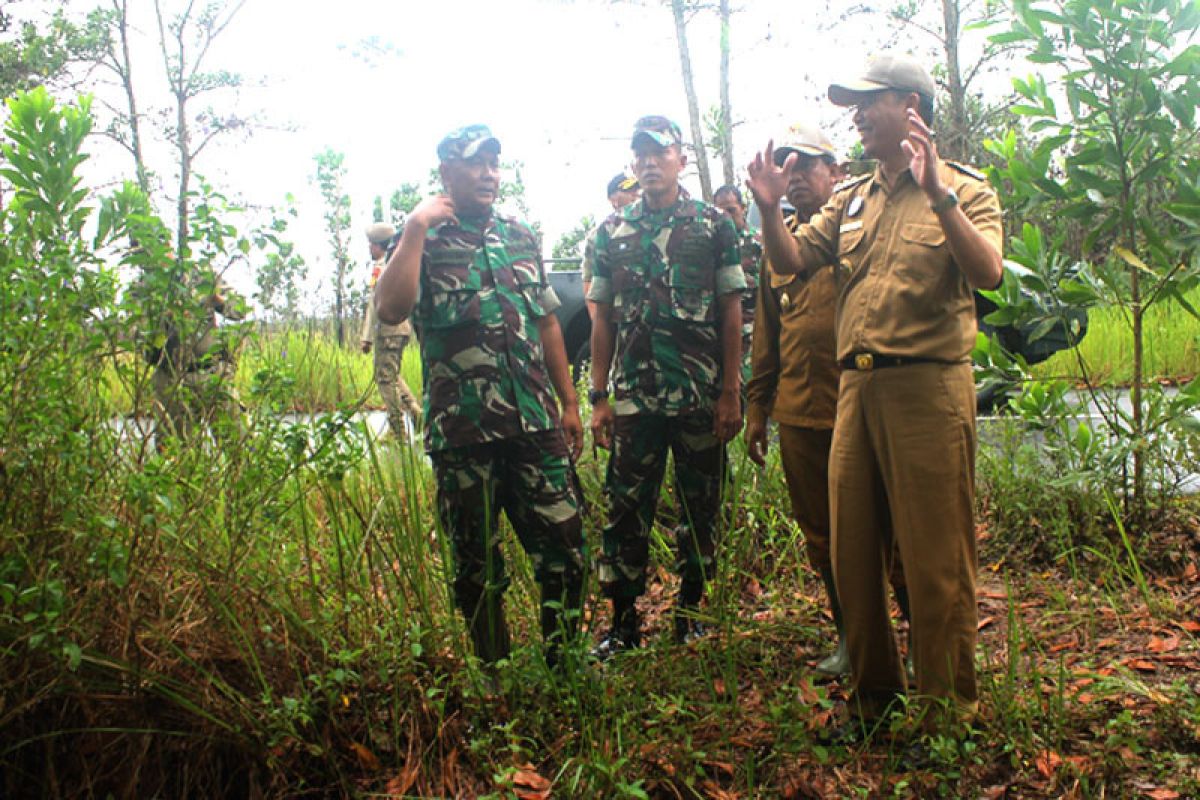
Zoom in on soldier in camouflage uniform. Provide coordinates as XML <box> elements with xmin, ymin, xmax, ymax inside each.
<box><xmin>360</xmin><ymin>222</ymin><xmax>422</xmax><ymax>440</ymax></box>
<box><xmin>135</xmin><ymin>260</ymin><xmax>246</xmax><ymax>447</ymax></box>
<box><xmin>588</xmin><ymin>116</ymin><xmax>745</xmax><ymax>656</ymax></box>
<box><xmin>374</xmin><ymin>124</ymin><xmax>586</xmax><ymax>667</ymax></box>
<box><xmin>713</xmin><ymin>185</ymin><xmax>763</xmax><ymax>386</ymax></box>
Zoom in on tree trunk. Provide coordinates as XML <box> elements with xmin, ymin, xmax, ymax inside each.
<box><xmin>718</xmin><ymin>0</ymin><xmax>734</xmax><ymax>187</ymax></box>
<box><xmin>940</xmin><ymin>0</ymin><xmax>969</xmax><ymax>162</ymax></box>
<box><xmin>670</xmin><ymin>0</ymin><xmax>713</xmax><ymax>201</ymax></box>
<box><xmin>112</xmin><ymin>0</ymin><xmax>149</xmax><ymax>194</ymax></box>
<box><xmin>334</xmin><ymin>258</ymin><xmax>346</xmax><ymax>347</ymax></box>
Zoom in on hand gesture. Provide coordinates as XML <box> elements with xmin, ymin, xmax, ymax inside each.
<box><xmin>591</xmin><ymin>400</ymin><xmax>614</xmax><ymax>451</ymax></box>
<box><xmin>745</xmin><ymin>139</ymin><xmax>795</xmax><ymax>212</ymax></box>
<box><xmin>409</xmin><ymin>194</ymin><xmax>458</xmax><ymax>230</ymax></box>
<box><xmin>745</xmin><ymin>416</ymin><xmax>768</xmax><ymax>467</ymax></box>
<box><xmin>714</xmin><ymin>389</ymin><xmax>743</xmax><ymax>443</ymax></box>
<box><xmin>561</xmin><ymin>405</ymin><xmax>584</xmax><ymax>461</ymax></box>
<box><xmin>900</xmin><ymin>109</ymin><xmax>945</xmax><ymax>200</ymax></box>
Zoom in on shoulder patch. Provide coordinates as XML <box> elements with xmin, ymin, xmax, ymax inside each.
<box><xmin>833</xmin><ymin>173</ymin><xmax>871</xmax><ymax>194</ymax></box>
<box><xmin>947</xmin><ymin>161</ymin><xmax>987</xmax><ymax>181</ymax></box>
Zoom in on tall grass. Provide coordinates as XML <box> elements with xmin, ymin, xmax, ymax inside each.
<box><xmin>1032</xmin><ymin>287</ymin><xmax>1200</xmax><ymax>384</ymax></box>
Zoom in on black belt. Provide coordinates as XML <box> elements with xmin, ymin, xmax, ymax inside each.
<box><xmin>839</xmin><ymin>353</ymin><xmax>944</xmax><ymax>371</ymax></box>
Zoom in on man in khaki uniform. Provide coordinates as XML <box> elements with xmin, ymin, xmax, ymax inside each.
<box><xmin>746</xmin><ymin>123</ymin><xmax>912</xmax><ymax>678</ymax></box>
<box><xmin>748</xmin><ymin>54</ymin><xmax>1003</xmax><ymax>726</ymax></box>
<box><xmin>361</xmin><ymin>222</ymin><xmax>421</xmax><ymax>439</ymax></box>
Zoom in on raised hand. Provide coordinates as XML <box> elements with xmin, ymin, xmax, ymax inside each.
<box><xmin>410</xmin><ymin>194</ymin><xmax>459</xmax><ymax>230</ymax></box>
<box><xmin>900</xmin><ymin>109</ymin><xmax>945</xmax><ymax>201</ymax></box>
<box><xmin>745</xmin><ymin>139</ymin><xmax>796</xmax><ymax>212</ymax></box>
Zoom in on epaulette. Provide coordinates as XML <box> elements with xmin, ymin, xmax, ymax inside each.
<box><xmin>946</xmin><ymin>161</ymin><xmax>986</xmax><ymax>181</ymax></box>
<box><xmin>832</xmin><ymin>173</ymin><xmax>871</xmax><ymax>194</ymax></box>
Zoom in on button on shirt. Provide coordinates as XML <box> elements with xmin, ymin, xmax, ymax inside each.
<box><xmin>791</xmin><ymin>162</ymin><xmax>1003</xmax><ymax>363</ymax></box>
<box><xmin>411</xmin><ymin>213</ymin><xmax>562</xmax><ymax>453</ymax></box>
<box><xmin>588</xmin><ymin>190</ymin><xmax>745</xmax><ymax>415</ymax></box>
<box><xmin>746</xmin><ymin>213</ymin><xmax>840</xmax><ymax>431</ymax></box>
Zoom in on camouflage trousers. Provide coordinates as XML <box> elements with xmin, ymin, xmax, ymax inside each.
<box><xmin>151</xmin><ymin>360</ymin><xmax>242</xmax><ymax>444</ymax></box>
<box><xmin>599</xmin><ymin>411</ymin><xmax>725</xmax><ymax>599</ymax></box>
<box><xmin>374</xmin><ymin>334</ymin><xmax>421</xmax><ymax>439</ymax></box>
<box><xmin>431</xmin><ymin>429</ymin><xmax>586</xmax><ymax>613</ymax></box>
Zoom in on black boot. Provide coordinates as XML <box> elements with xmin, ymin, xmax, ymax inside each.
<box><xmin>466</xmin><ymin>592</ymin><xmax>511</xmax><ymax>665</ymax></box>
<box><xmin>815</xmin><ymin>566</ymin><xmax>850</xmax><ymax>677</ymax></box>
<box><xmin>541</xmin><ymin>574</ymin><xmax>583</xmax><ymax>670</ymax></box>
<box><xmin>591</xmin><ymin>597</ymin><xmax>640</xmax><ymax>661</ymax></box>
<box><xmin>674</xmin><ymin>579</ymin><xmax>708</xmax><ymax>644</ymax></box>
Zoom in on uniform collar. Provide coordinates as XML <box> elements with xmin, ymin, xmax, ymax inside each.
<box><xmin>868</xmin><ymin>160</ymin><xmax>936</xmax><ymax>195</ymax></box>
<box><xmin>623</xmin><ymin>186</ymin><xmax>694</xmax><ymax>222</ymax></box>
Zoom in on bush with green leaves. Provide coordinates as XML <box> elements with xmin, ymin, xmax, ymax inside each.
<box><xmin>978</xmin><ymin>0</ymin><xmax>1200</xmax><ymax>522</ymax></box>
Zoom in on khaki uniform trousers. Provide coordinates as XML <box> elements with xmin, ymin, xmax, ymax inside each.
<box><xmin>830</xmin><ymin>362</ymin><xmax>978</xmax><ymax>720</ymax></box>
<box><xmin>374</xmin><ymin>334</ymin><xmax>421</xmax><ymax>438</ymax></box>
<box><xmin>778</xmin><ymin>424</ymin><xmax>907</xmax><ymax>591</ymax></box>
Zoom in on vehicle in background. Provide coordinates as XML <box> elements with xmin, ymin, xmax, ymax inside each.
<box><xmin>548</xmin><ymin>256</ymin><xmax>1088</xmax><ymax>412</ymax></box>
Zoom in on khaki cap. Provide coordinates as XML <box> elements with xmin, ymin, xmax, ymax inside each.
<box><xmin>828</xmin><ymin>53</ymin><xmax>936</xmax><ymax>106</ymax></box>
<box><xmin>773</xmin><ymin>122</ymin><xmax>837</xmax><ymax>165</ymax></box>
<box><xmin>366</xmin><ymin>222</ymin><xmax>396</xmax><ymax>245</ymax></box>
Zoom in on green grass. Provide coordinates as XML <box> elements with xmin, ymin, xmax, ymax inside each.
<box><xmin>2</xmin><ymin>390</ymin><xmax>1197</xmax><ymax>797</ymax></box>
<box><xmin>1032</xmin><ymin>288</ymin><xmax>1200</xmax><ymax>384</ymax></box>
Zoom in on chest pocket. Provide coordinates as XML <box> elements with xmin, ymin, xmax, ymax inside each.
<box><xmin>608</xmin><ymin>236</ymin><xmax>646</xmax><ymax>323</ymax></box>
<box><xmin>836</xmin><ymin>221</ymin><xmax>867</xmax><ymax>274</ymax></box>
<box><xmin>667</xmin><ymin>227</ymin><xmax>716</xmax><ymax>323</ymax></box>
<box><xmin>422</xmin><ymin>248</ymin><xmax>481</xmax><ymax>329</ymax></box>
<box><xmin>897</xmin><ymin>223</ymin><xmax>948</xmax><ymax>278</ymax></box>
<box><xmin>510</xmin><ymin>252</ymin><xmax>548</xmax><ymax>318</ymax></box>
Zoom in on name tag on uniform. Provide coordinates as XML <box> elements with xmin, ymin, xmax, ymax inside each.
<box><xmin>840</xmin><ymin>221</ymin><xmax>863</xmax><ymax>234</ymax></box>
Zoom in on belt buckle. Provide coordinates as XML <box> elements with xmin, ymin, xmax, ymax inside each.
<box><xmin>855</xmin><ymin>353</ymin><xmax>874</xmax><ymax>370</ymax></box>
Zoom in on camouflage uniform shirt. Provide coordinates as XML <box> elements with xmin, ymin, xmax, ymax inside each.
<box><xmin>411</xmin><ymin>212</ymin><xmax>562</xmax><ymax>453</ymax></box>
<box><xmin>588</xmin><ymin>189</ymin><xmax>745</xmax><ymax>415</ymax></box>
<box><xmin>736</xmin><ymin>225</ymin><xmax>763</xmax><ymax>383</ymax></box>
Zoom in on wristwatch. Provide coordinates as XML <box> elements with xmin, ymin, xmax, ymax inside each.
<box><xmin>588</xmin><ymin>388</ymin><xmax>610</xmax><ymax>405</ymax></box>
<box><xmin>930</xmin><ymin>188</ymin><xmax>959</xmax><ymax>214</ymax></box>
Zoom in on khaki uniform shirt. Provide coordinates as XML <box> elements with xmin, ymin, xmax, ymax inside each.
<box><xmin>746</xmin><ymin>213</ymin><xmax>839</xmax><ymax>431</ymax></box>
<box><xmin>792</xmin><ymin>161</ymin><xmax>1003</xmax><ymax>363</ymax></box>
<box><xmin>362</xmin><ymin>255</ymin><xmax>413</xmax><ymax>342</ymax></box>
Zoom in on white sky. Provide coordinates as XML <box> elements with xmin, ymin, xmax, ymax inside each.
<box><xmin>51</xmin><ymin>0</ymin><xmax>998</xmax><ymax>310</ymax></box>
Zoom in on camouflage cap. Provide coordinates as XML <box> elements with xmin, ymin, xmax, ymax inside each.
<box><xmin>436</xmin><ymin>124</ymin><xmax>502</xmax><ymax>161</ymax></box>
<box><xmin>773</xmin><ymin>122</ymin><xmax>837</xmax><ymax>166</ymax></box>
<box><xmin>828</xmin><ymin>53</ymin><xmax>936</xmax><ymax>107</ymax></box>
<box><xmin>631</xmin><ymin>115</ymin><xmax>683</xmax><ymax>149</ymax></box>
<box><xmin>366</xmin><ymin>222</ymin><xmax>396</xmax><ymax>245</ymax></box>
<box><xmin>606</xmin><ymin>173</ymin><xmax>639</xmax><ymax>197</ymax></box>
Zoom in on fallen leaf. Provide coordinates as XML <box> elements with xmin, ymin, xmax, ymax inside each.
<box><xmin>385</xmin><ymin>766</ymin><xmax>419</xmax><ymax>797</ymax></box>
<box><xmin>1124</xmin><ymin>658</ymin><xmax>1158</xmax><ymax>673</ymax></box>
<box><xmin>978</xmin><ymin>616</ymin><xmax>996</xmax><ymax>631</ymax></box>
<box><xmin>705</xmin><ymin>760</ymin><xmax>736</xmax><ymax>777</ymax></box>
<box><xmin>1176</xmin><ymin>620</ymin><xmax>1200</xmax><ymax>633</ymax></box>
<box><xmin>1183</xmin><ymin>563</ymin><xmax>1198</xmax><ymax>582</ymax></box>
<box><xmin>1076</xmin><ymin>692</ymin><xmax>1094</xmax><ymax>704</ymax></box>
<box><xmin>1148</xmin><ymin>634</ymin><xmax>1181</xmax><ymax>653</ymax></box>
<box><xmin>1146</xmin><ymin>789</ymin><xmax>1181</xmax><ymax>800</ymax></box>
<box><xmin>746</xmin><ymin>577</ymin><xmax>763</xmax><ymax>598</ymax></box>
<box><xmin>979</xmin><ymin>589</ymin><xmax>1009</xmax><ymax>600</ymax></box>
<box><xmin>1035</xmin><ymin>749</ymin><xmax>1062</xmax><ymax>779</ymax></box>
<box><xmin>512</xmin><ymin>764</ymin><xmax>552</xmax><ymax>800</ymax></box>
<box><xmin>980</xmin><ymin>786</ymin><xmax>1007</xmax><ymax>800</ymax></box>
<box><xmin>351</xmin><ymin>742</ymin><xmax>381</xmax><ymax>773</ymax></box>
<box><xmin>713</xmin><ymin>677</ymin><xmax>727</xmax><ymax>697</ymax></box>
